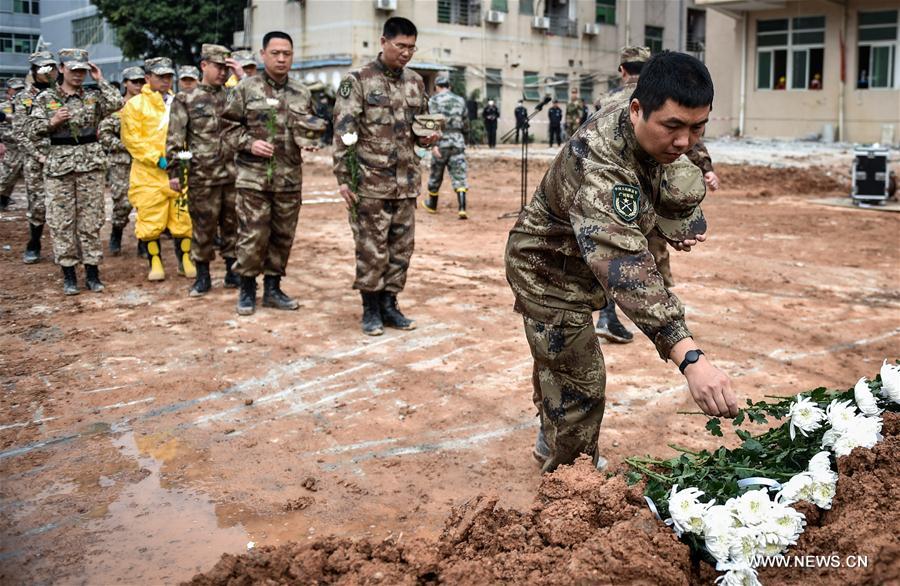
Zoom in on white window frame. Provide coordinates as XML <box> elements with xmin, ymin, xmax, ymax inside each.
<box><xmin>756</xmin><ymin>16</ymin><xmax>825</xmax><ymax>91</ymax></box>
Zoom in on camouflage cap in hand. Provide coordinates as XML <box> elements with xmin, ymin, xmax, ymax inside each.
<box><xmin>200</xmin><ymin>44</ymin><xmax>231</xmax><ymax>65</ymax></box>
<box><xmin>412</xmin><ymin>114</ymin><xmax>445</xmax><ymax>137</ymax></box>
<box><xmin>144</xmin><ymin>57</ymin><xmax>175</xmax><ymax>75</ymax></box>
<box><xmin>656</xmin><ymin>155</ymin><xmax>707</xmax><ymax>243</ymax></box>
<box><xmin>620</xmin><ymin>46</ymin><xmax>651</xmax><ymax>65</ymax></box>
<box><xmin>293</xmin><ymin>114</ymin><xmax>328</xmax><ymax>146</ymax></box>
<box><xmin>59</xmin><ymin>48</ymin><xmax>91</xmax><ymax>71</ymax></box>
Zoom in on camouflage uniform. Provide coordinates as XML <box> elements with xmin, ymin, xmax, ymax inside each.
<box><xmin>98</xmin><ymin>112</ymin><xmax>133</xmax><ymax>229</ymax></box>
<box><xmin>0</xmin><ymin>79</ymin><xmax>25</xmax><ymax>206</ymax></box>
<box><xmin>505</xmin><ymin>100</ymin><xmax>706</xmax><ymax>472</ymax></box>
<box><xmin>332</xmin><ymin>55</ymin><xmax>428</xmax><ymax>293</ymax></box>
<box><xmin>221</xmin><ymin>70</ymin><xmax>314</xmax><ymax>277</ymax></box>
<box><xmin>427</xmin><ymin>89</ymin><xmax>468</xmax><ymax>192</ymax></box>
<box><xmin>27</xmin><ymin>54</ymin><xmax>124</xmax><ymax>268</ymax></box>
<box><xmin>565</xmin><ymin>96</ymin><xmax>585</xmax><ymax>136</ymax></box>
<box><xmin>12</xmin><ymin>74</ymin><xmax>53</xmax><ymax>229</ymax></box>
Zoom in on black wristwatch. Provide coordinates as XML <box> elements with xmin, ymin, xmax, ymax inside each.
<box><xmin>678</xmin><ymin>349</ymin><xmax>704</xmax><ymax>374</ymax></box>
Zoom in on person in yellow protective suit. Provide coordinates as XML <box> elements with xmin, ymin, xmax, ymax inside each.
<box><xmin>120</xmin><ymin>57</ymin><xmax>195</xmax><ymax>281</ymax></box>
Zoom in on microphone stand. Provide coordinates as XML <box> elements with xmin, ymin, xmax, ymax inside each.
<box><xmin>499</xmin><ymin>96</ymin><xmax>552</xmax><ymax>219</ymax></box>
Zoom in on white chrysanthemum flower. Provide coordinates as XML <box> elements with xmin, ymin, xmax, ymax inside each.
<box><xmin>776</xmin><ymin>472</ymin><xmax>814</xmax><ymax>505</ymax></box>
<box><xmin>826</xmin><ymin>399</ymin><xmax>857</xmax><ymax>432</ymax></box>
<box><xmin>266</xmin><ymin>98</ymin><xmax>279</xmax><ymax>107</ymax></box>
<box><xmin>810</xmin><ymin>478</ymin><xmax>836</xmax><ymax>509</ymax></box>
<box><xmin>854</xmin><ymin>377</ymin><xmax>882</xmax><ymax>416</ymax></box>
<box><xmin>881</xmin><ymin>360</ymin><xmax>900</xmax><ymax>403</ymax></box>
<box><xmin>702</xmin><ymin>505</ymin><xmax>740</xmax><ymax>564</ymax></box>
<box><xmin>822</xmin><ymin>412</ymin><xmax>882</xmax><ymax>456</ymax></box>
<box><xmin>728</xmin><ymin>526</ymin><xmax>763</xmax><ymax>565</ymax></box>
<box><xmin>340</xmin><ymin>132</ymin><xmax>358</xmax><ymax>146</ymax></box>
<box><xmin>715</xmin><ymin>563</ymin><xmax>762</xmax><ymax>586</ymax></box>
<box><xmin>669</xmin><ymin>485</ymin><xmax>711</xmax><ymax>536</ymax></box>
<box><xmin>734</xmin><ymin>489</ymin><xmax>771</xmax><ymax>527</ymax></box>
<box><xmin>787</xmin><ymin>395</ymin><xmax>825</xmax><ymax>440</ymax></box>
<box><xmin>807</xmin><ymin>451</ymin><xmax>833</xmax><ymax>476</ymax></box>
<box><xmin>768</xmin><ymin>501</ymin><xmax>806</xmax><ymax>537</ymax></box>
<box><xmin>174</xmin><ymin>150</ymin><xmax>193</xmax><ymax>160</ymax></box>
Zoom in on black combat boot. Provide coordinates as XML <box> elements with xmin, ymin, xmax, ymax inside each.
<box><xmin>595</xmin><ymin>302</ymin><xmax>633</xmax><ymax>343</ymax></box>
<box><xmin>236</xmin><ymin>276</ymin><xmax>257</xmax><ymax>316</ymax></box>
<box><xmin>84</xmin><ymin>264</ymin><xmax>105</xmax><ymax>292</ymax></box>
<box><xmin>456</xmin><ymin>188</ymin><xmax>468</xmax><ymax>220</ymax></box>
<box><xmin>379</xmin><ymin>291</ymin><xmax>416</xmax><ymax>330</ymax></box>
<box><xmin>22</xmin><ymin>223</ymin><xmax>43</xmax><ymax>264</ymax></box>
<box><xmin>137</xmin><ymin>239</ymin><xmax>149</xmax><ymax>259</ymax></box>
<box><xmin>109</xmin><ymin>225</ymin><xmax>123</xmax><ymax>256</ymax></box>
<box><xmin>422</xmin><ymin>192</ymin><xmax>439</xmax><ymax>213</ymax></box>
<box><xmin>262</xmin><ymin>275</ymin><xmax>300</xmax><ymax>310</ymax></box>
<box><xmin>223</xmin><ymin>257</ymin><xmax>240</xmax><ymax>288</ymax></box>
<box><xmin>0</xmin><ymin>194</ymin><xmax>10</xmax><ymax>210</ymax></box>
<box><xmin>189</xmin><ymin>261</ymin><xmax>211</xmax><ymax>297</ymax></box>
<box><xmin>361</xmin><ymin>292</ymin><xmax>384</xmax><ymax>336</ymax></box>
<box><xmin>61</xmin><ymin>266</ymin><xmax>79</xmax><ymax>296</ymax></box>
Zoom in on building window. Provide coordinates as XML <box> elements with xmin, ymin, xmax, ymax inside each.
<box><xmin>490</xmin><ymin>0</ymin><xmax>507</xmax><ymax>11</ymax></box>
<box><xmin>552</xmin><ymin>73</ymin><xmax>568</xmax><ymax>101</ymax></box>
<box><xmin>437</xmin><ymin>0</ymin><xmax>481</xmax><ymax>26</ymax></box>
<box><xmin>579</xmin><ymin>76</ymin><xmax>594</xmax><ymax>104</ymax></box>
<box><xmin>0</xmin><ymin>33</ymin><xmax>39</xmax><ymax>54</ymax></box>
<box><xmin>485</xmin><ymin>67</ymin><xmax>502</xmax><ymax>102</ymax></box>
<box><xmin>857</xmin><ymin>10</ymin><xmax>898</xmax><ymax>89</ymax></box>
<box><xmin>645</xmin><ymin>26</ymin><xmax>664</xmax><ymax>54</ymax></box>
<box><xmin>72</xmin><ymin>15</ymin><xmax>105</xmax><ymax>47</ymax></box>
<box><xmin>519</xmin><ymin>0</ymin><xmax>533</xmax><ymax>16</ymax></box>
<box><xmin>595</xmin><ymin>0</ymin><xmax>615</xmax><ymax>25</ymax></box>
<box><xmin>686</xmin><ymin>8</ymin><xmax>706</xmax><ymax>55</ymax></box>
<box><xmin>756</xmin><ymin>16</ymin><xmax>824</xmax><ymax>90</ymax></box>
<box><xmin>523</xmin><ymin>70</ymin><xmax>540</xmax><ymax>100</ymax></box>
<box><xmin>13</xmin><ymin>0</ymin><xmax>39</xmax><ymax>14</ymax></box>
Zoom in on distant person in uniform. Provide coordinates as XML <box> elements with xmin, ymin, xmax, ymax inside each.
<box><xmin>514</xmin><ymin>100</ymin><xmax>527</xmax><ymax>144</ymax></box>
<box><xmin>177</xmin><ymin>65</ymin><xmax>200</xmax><ymax>93</ymax></box>
<box><xmin>547</xmin><ymin>99</ymin><xmax>563</xmax><ymax>147</ymax></box>
<box><xmin>482</xmin><ymin>99</ymin><xmax>499</xmax><ymax>148</ymax></box>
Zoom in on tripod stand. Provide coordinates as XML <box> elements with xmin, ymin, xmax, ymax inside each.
<box><xmin>499</xmin><ymin>96</ymin><xmax>552</xmax><ymax>219</ymax></box>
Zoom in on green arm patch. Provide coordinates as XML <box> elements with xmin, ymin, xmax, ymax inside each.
<box><xmin>612</xmin><ymin>183</ymin><xmax>641</xmax><ymax>222</ymax></box>
<box><xmin>338</xmin><ymin>79</ymin><xmax>353</xmax><ymax>99</ymax></box>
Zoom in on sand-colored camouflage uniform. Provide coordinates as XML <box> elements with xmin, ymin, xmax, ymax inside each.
<box><xmin>425</xmin><ymin>80</ymin><xmax>469</xmax><ymax>218</ymax></box>
<box><xmin>27</xmin><ymin>49</ymin><xmax>124</xmax><ymax>292</ymax></box>
<box><xmin>0</xmin><ymin>78</ymin><xmax>26</xmax><ymax>208</ymax></box>
<box><xmin>505</xmin><ymin>99</ymin><xmax>706</xmax><ymax>472</ymax></box>
<box><xmin>565</xmin><ymin>96</ymin><xmax>585</xmax><ymax>135</ymax></box>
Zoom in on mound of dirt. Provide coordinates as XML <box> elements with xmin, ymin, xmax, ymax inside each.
<box><xmin>187</xmin><ymin>414</ymin><xmax>900</xmax><ymax>585</ymax></box>
<box><xmin>716</xmin><ymin>164</ymin><xmax>849</xmax><ymax>196</ymax></box>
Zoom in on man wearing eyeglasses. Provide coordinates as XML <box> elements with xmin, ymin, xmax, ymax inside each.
<box><xmin>333</xmin><ymin>16</ymin><xmax>440</xmax><ymax>337</ymax></box>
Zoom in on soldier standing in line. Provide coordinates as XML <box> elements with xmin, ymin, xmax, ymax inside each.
<box><xmin>27</xmin><ymin>49</ymin><xmax>124</xmax><ymax>295</ymax></box>
<box><xmin>565</xmin><ymin>87</ymin><xmax>585</xmax><ymax>139</ymax></box>
<box><xmin>0</xmin><ymin>78</ymin><xmax>26</xmax><ymax>210</ymax></box>
<box><xmin>547</xmin><ymin>100</ymin><xmax>563</xmax><ymax>147</ymax></box>
<box><xmin>423</xmin><ymin>73</ymin><xmax>469</xmax><ymax>219</ymax></box>
<box><xmin>177</xmin><ymin>66</ymin><xmax>200</xmax><ymax>93</ymax></box>
<box><xmin>593</xmin><ymin>46</ymin><xmax>721</xmax><ymax>344</ymax></box>
<box><xmin>14</xmin><ymin>52</ymin><xmax>57</xmax><ymax>264</ymax></box>
<box><xmin>514</xmin><ymin>100</ymin><xmax>527</xmax><ymax>144</ymax></box>
<box><xmin>505</xmin><ymin>52</ymin><xmax>737</xmax><ymax>473</ymax></box>
<box><xmin>221</xmin><ymin>31</ymin><xmax>323</xmax><ymax>316</ymax></box>
<box><xmin>225</xmin><ymin>50</ymin><xmax>258</xmax><ymax>88</ymax></box>
<box><xmin>167</xmin><ymin>44</ymin><xmax>242</xmax><ymax>298</ymax></box>
<box><xmin>98</xmin><ymin>66</ymin><xmax>144</xmax><ymax>257</ymax></box>
<box><xmin>482</xmin><ymin>99</ymin><xmax>499</xmax><ymax>148</ymax></box>
<box><xmin>332</xmin><ymin>17</ymin><xmax>440</xmax><ymax>336</ymax></box>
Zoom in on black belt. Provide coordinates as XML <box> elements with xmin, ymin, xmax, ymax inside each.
<box><xmin>50</xmin><ymin>135</ymin><xmax>98</xmax><ymax>146</ymax></box>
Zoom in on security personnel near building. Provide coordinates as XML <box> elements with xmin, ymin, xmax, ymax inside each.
<box><xmin>98</xmin><ymin>66</ymin><xmax>144</xmax><ymax>256</ymax></box>
<box><xmin>504</xmin><ymin>52</ymin><xmax>738</xmax><ymax>473</ymax></box>
<box><xmin>0</xmin><ymin>78</ymin><xmax>26</xmax><ymax>210</ymax></box>
<box><xmin>482</xmin><ymin>99</ymin><xmax>499</xmax><ymax>148</ymax></box>
<box><xmin>221</xmin><ymin>31</ymin><xmax>323</xmax><ymax>316</ymax></box>
<box><xmin>547</xmin><ymin>100</ymin><xmax>563</xmax><ymax>147</ymax></box>
<box><xmin>332</xmin><ymin>17</ymin><xmax>440</xmax><ymax>336</ymax></box>
<box><xmin>514</xmin><ymin>100</ymin><xmax>528</xmax><ymax>144</ymax></box>
<box><xmin>177</xmin><ymin>65</ymin><xmax>200</xmax><ymax>93</ymax></box>
<box><xmin>423</xmin><ymin>73</ymin><xmax>469</xmax><ymax>219</ymax></box>
<box><xmin>120</xmin><ymin>56</ymin><xmax>196</xmax><ymax>282</ymax></box>
<box><xmin>167</xmin><ymin>44</ymin><xmax>242</xmax><ymax>298</ymax></box>
<box><xmin>26</xmin><ymin>49</ymin><xmax>124</xmax><ymax>295</ymax></box>
<box><xmin>14</xmin><ymin>52</ymin><xmax>57</xmax><ymax>264</ymax></box>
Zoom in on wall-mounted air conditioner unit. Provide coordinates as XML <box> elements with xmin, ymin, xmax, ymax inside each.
<box><xmin>584</xmin><ymin>23</ymin><xmax>600</xmax><ymax>36</ymax></box>
<box><xmin>532</xmin><ymin>16</ymin><xmax>550</xmax><ymax>30</ymax></box>
<box><xmin>485</xmin><ymin>10</ymin><xmax>505</xmax><ymax>24</ymax></box>
<box><xmin>375</xmin><ymin>0</ymin><xmax>397</xmax><ymax>11</ymax></box>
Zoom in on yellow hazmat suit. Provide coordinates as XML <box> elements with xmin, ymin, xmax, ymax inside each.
<box><xmin>120</xmin><ymin>84</ymin><xmax>192</xmax><ymax>241</ymax></box>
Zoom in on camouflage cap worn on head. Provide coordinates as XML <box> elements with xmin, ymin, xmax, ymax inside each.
<box><xmin>6</xmin><ymin>78</ymin><xmax>26</xmax><ymax>90</ymax></box>
<box><xmin>620</xmin><ymin>46</ymin><xmax>651</xmax><ymax>64</ymax></box>
<box><xmin>178</xmin><ymin>65</ymin><xmax>200</xmax><ymax>80</ymax></box>
<box><xmin>121</xmin><ymin>66</ymin><xmax>146</xmax><ymax>81</ymax></box>
<box><xmin>144</xmin><ymin>57</ymin><xmax>175</xmax><ymax>75</ymax></box>
<box><xmin>435</xmin><ymin>73</ymin><xmax>450</xmax><ymax>86</ymax></box>
<box><xmin>232</xmin><ymin>50</ymin><xmax>257</xmax><ymax>68</ymax></box>
<box><xmin>29</xmin><ymin>51</ymin><xmax>56</xmax><ymax>67</ymax></box>
<box><xmin>656</xmin><ymin>155</ymin><xmax>707</xmax><ymax>243</ymax></box>
<box><xmin>412</xmin><ymin>114</ymin><xmax>445</xmax><ymax>137</ymax></box>
<box><xmin>59</xmin><ymin>48</ymin><xmax>91</xmax><ymax>71</ymax></box>
<box><xmin>201</xmin><ymin>43</ymin><xmax>231</xmax><ymax>65</ymax></box>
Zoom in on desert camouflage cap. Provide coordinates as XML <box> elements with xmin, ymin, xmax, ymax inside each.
<box><xmin>201</xmin><ymin>43</ymin><xmax>231</xmax><ymax>65</ymax></box>
<box><xmin>656</xmin><ymin>155</ymin><xmax>707</xmax><ymax>243</ymax></box>
<box><xmin>6</xmin><ymin>78</ymin><xmax>25</xmax><ymax>90</ymax></box>
<box><xmin>232</xmin><ymin>50</ymin><xmax>257</xmax><ymax>68</ymax></box>
<box><xmin>620</xmin><ymin>46</ymin><xmax>651</xmax><ymax>64</ymax></box>
<box><xmin>178</xmin><ymin>65</ymin><xmax>200</xmax><ymax>80</ymax></box>
<box><xmin>144</xmin><ymin>57</ymin><xmax>175</xmax><ymax>75</ymax></box>
<box><xmin>121</xmin><ymin>66</ymin><xmax>145</xmax><ymax>81</ymax></box>
<box><xmin>59</xmin><ymin>48</ymin><xmax>91</xmax><ymax>71</ymax></box>
<box><xmin>435</xmin><ymin>73</ymin><xmax>450</xmax><ymax>86</ymax></box>
<box><xmin>29</xmin><ymin>51</ymin><xmax>56</xmax><ymax>66</ymax></box>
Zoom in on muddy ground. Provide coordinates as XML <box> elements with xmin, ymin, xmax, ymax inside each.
<box><xmin>1</xmin><ymin>146</ymin><xmax>898</xmax><ymax>584</ymax></box>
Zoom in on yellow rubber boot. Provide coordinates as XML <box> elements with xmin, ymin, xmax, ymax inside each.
<box><xmin>422</xmin><ymin>192</ymin><xmax>439</xmax><ymax>213</ymax></box>
<box><xmin>176</xmin><ymin>238</ymin><xmax>196</xmax><ymax>278</ymax></box>
<box><xmin>456</xmin><ymin>188</ymin><xmax>468</xmax><ymax>220</ymax></box>
<box><xmin>147</xmin><ymin>240</ymin><xmax>165</xmax><ymax>281</ymax></box>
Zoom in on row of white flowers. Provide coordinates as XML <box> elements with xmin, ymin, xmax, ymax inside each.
<box><xmin>667</xmin><ymin>360</ymin><xmax>899</xmax><ymax>586</ymax></box>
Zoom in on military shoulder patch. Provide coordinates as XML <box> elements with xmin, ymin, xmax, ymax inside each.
<box><xmin>612</xmin><ymin>183</ymin><xmax>641</xmax><ymax>223</ymax></box>
<box><xmin>338</xmin><ymin>79</ymin><xmax>352</xmax><ymax>99</ymax></box>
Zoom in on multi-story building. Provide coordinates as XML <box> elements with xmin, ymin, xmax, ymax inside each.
<box><xmin>700</xmin><ymin>0</ymin><xmax>899</xmax><ymax>144</ymax></box>
<box><xmin>0</xmin><ymin>0</ymin><xmax>42</xmax><ymax>84</ymax></box>
<box><xmin>240</xmin><ymin>0</ymin><xmax>697</xmax><ymax>139</ymax></box>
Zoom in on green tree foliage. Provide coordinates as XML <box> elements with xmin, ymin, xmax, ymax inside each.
<box><xmin>91</xmin><ymin>0</ymin><xmax>246</xmax><ymax>64</ymax></box>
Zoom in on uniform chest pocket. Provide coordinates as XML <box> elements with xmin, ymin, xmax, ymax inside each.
<box><xmin>190</xmin><ymin>103</ymin><xmax>214</xmax><ymax>119</ymax></box>
<box><xmin>365</xmin><ymin>92</ymin><xmax>392</xmax><ymax>125</ymax></box>
<box><xmin>245</xmin><ymin>100</ymin><xmax>273</xmax><ymax>126</ymax></box>
<box><xmin>404</xmin><ymin>96</ymin><xmax>421</xmax><ymax>122</ymax></box>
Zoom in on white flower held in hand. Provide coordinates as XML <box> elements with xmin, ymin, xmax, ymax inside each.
<box><xmin>853</xmin><ymin>377</ymin><xmax>882</xmax><ymax>416</ymax></box>
<box><xmin>341</xmin><ymin>132</ymin><xmax>358</xmax><ymax>146</ymax></box>
<box><xmin>266</xmin><ymin>98</ymin><xmax>279</xmax><ymax>107</ymax></box>
<box><xmin>880</xmin><ymin>360</ymin><xmax>900</xmax><ymax>403</ymax></box>
<box><xmin>174</xmin><ymin>150</ymin><xmax>193</xmax><ymax>161</ymax></box>
<box><xmin>787</xmin><ymin>394</ymin><xmax>825</xmax><ymax>440</ymax></box>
